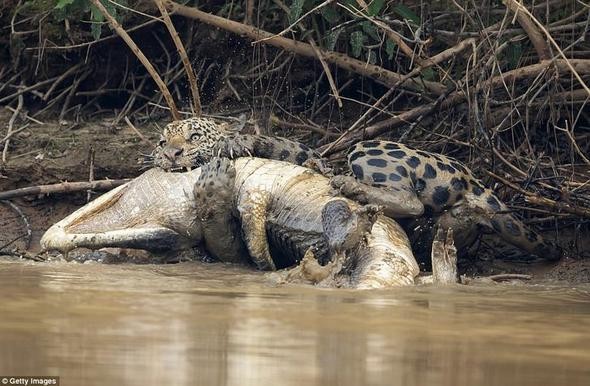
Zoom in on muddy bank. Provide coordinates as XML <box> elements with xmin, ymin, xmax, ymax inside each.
<box><xmin>0</xmin><ymin>112</ymin><xmax>157</xmax><ymax>251</ymax></box>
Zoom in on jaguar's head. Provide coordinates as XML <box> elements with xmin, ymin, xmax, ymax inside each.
<box><xmin>152</xmin><ymin>117</ymin><xmax>227</xmax><ymax>171</ymax></box>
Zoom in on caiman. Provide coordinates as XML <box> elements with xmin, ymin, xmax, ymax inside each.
<box><xmin>41</xmin><ymin>158</ymin><xmax>419</xmax><ymax>289</ymax></box>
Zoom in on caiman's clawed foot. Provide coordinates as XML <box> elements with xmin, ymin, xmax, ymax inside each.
<box><xmin>284</xmin><ymin>248</ymin><xmax>344</xmax><ymax>286</ymax></box>
<box><xmin>320</xmin><ymin>199</ymin><xmax>379</xmax><ymax>265</ymax></box>
<box><xmin>431</xmin><ymin>227</ymin><xmax>458</xmax><ymax>284</ymax></box>
<box><xmin>302</xmin><ymin>158</ymin><xmax>333</xmax><ymax>177</ymax></box>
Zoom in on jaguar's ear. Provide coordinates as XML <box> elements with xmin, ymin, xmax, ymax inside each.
<box><xmin>218</xmin><ymin>113</ymin><xmax>248</xmax><ymax>134</ymax></box>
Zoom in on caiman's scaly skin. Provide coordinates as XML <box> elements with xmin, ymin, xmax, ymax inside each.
<box><xmin>41</xmin><ymin>158</ymin><xmax>419</xmax><ymax>289</ymax></box>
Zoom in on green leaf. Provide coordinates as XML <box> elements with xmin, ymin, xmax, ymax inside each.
<box><xmin>342</xmin><ymin>0</ymin><xmax>359</xmax><ymax>8</ymax></box>
<box><xmin>54</xmin><ymin>0</ymin><xmax>76</xmax><ymax>10</ymax></box>
<box><xmin>350</xmin><ymin>31</ymin><xmax>365</xmax><ymax>58</ymax></box>
<box><xmin>320</xmin><ymin>6</ymin><xmax>340</xmax><ymax>24</ymax></box>
<box><xmin>91</xmin><ymin>23</ymin><xmax>102</xmax><ymax>40</ymax></box>
<box><xmin>89</xmin><ymin>4</ymin><xmax>105</xmax><ymax>40</ymax></box>
<box><xmin>506</xmin><ymin>42</ymin><xmax>522</xmax><ymax>70</ymax></box>
<box><xmin>366</xmin><ymin>0</ymin><xmax>384</xmax><ymax>16</ymax></box>
<box><xmin>393</xmin><ymin>4</ymin><xmax>420</xmax><ymax>24</ymax></box>
<box><xmin>325</xmin><ymin>29</ymin><xmax>342</xmax><ymax>51</ymax></box>
<box><xmin>289</xmin><ymin>0</ymin><xmax>305</xmax><ymax>23</ymax></box>
<box><xmin>385</xmin><ymin>39</ymin><xmax>396</xmax><ymax>59</ymax></box>
<box><xmin>360</xmin><ymin>21</ymin><xmax>379</xmax><ymax>41</ymax></box>
<box><xmin>367</xmin><ymin>49</ymin><xmax>376</xmax><ymax>64</ymax></box>
<box><xmin>420</xmin><ymin>67</ymin><xmax>436</xmax><ymax>81</ymax></box>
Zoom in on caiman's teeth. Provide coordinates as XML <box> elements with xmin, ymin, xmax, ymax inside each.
<box><xmin>186</xmin><ymin>166</ymin><xmax>193</xmax><ymax>172</ymax></box>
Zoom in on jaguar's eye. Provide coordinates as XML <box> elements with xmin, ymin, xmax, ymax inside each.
<box><xmin>189</xmin><ymin>133</ymin><xmax>200</xmax><ymax>141</ymax></box>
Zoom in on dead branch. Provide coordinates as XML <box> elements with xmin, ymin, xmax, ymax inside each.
<box><xmin>503</xmin><ymin>0</ymin><xmax>551</xmax><ymax>60</ymax></box>
<box><xmin>86</xmin><ymin>147</ymin><xmax>95</xmax><ymax>202</ymax></box>
<box><xmin>0</xmin><ymin>179</ymin><xmax>131</xmax><ymax>201</ymax></box>
<box><xmin>154</xmin><ymin>0</ymin><xmax>202</xmax><ymax>116</ymax></box>
<box><xmin>90</xmin><ymin>0</ymin><xmax>181</xmax><ymax>120</ymax></box>
<box><xmin>321</xmin><ymin>58</ymin><xmax>590</xmax><ymax>154</ymax></box>
<box><xmin>42</xmin><ymin>63</ymin><xmax>82</xmax><ymax>101</ymax></box>
<box><xmin>2</xmin><ymin>94</ymin><xmax>23</xmax><ymax>163</ymax></box>
<box><xmin>308</xmin><ymin>38</ymin><xmax>342</xmax><ymax>108</ymax></box>
<box><xmin>125</xmin><ymin>116</ymin><xmax>155</xmax><ymax>148</ymax></box>
<box><xmin>487</xmin><ymin>274</ymin><xmax>532</xmax><ymax>281</ymax></box>
<box><xmin>487</xmin><ymin>171</ymin><xmax>590</xmax><ymax>219</ymax></box>
<box><xmin>506</xmin><ymin>1</ymin><xmax>590</xmax><ymax>96</ymax></box>
<box><xmin>163</xmin><ymin>0</ymin><xmax>446</xmax><ymax>94</ymax></box>
<box><xmin>0</xmin><ymin>75</ymin><xmax>59</xmax><ymax>104</ymax></box>
<box><xmin>0</xmin><ymin>200</ymin><xmax>32</xmax><ymax>249</ymax></box>
<box><xmin>321</xmin><ymin>38</ymin><xmax>476</xmax><ymax>155</ymax></box>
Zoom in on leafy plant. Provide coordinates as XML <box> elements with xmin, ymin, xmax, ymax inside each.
<box><xmin>287</xmin><ymin>0</ymin><xmax>423</xmax><ymax>65</ymax></box>
<box><xmin>53</xmin><ymin>0</ymin><xmax>127</xmax><ymax>40</ymax></box>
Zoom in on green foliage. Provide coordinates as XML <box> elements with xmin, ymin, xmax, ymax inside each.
<box><xmin>54</xmin><ymin>0</ymin><xmax>75</xmax><ymax>9</ymax></box>
<box><xmin>366</xmin><ymin>0</ymin><xmax>385</xmax><ymax>16</ymax></box>
<box><xmin>25</xmin><ymin>0</ymin><xmax>128</xmax><ymax>41</ymax></box>
<box><xmin>393</xmin><ymin>4</ymin><xmax>420</xmax><ymax>24</ymax></box>
<box><xmin>286</xmin><ymin>0</ymin><xmax>426</xmax><ymax>68</ymax></box>
<box><xmin>320</xmin><ymin>6</ymin><xmax>340</xmax><ymax>24</ymax></box>
<box><xmin>505</xmin><ymin>42</ymin><xmax>523</xmax><ymax>70</ymax></box>
<box><xmin>289</xmin><ymin>0</ymin><xmax>306</xmax><ymax>23</ymax></box>
<box><xmin>385</xmin><ymin>39</ymin><xmax>396</xmax><ymax>60</ymax></box>
<box><xmin>349</xmin><ymin>30</ymin><xmax>365</xmax><ymax>58</ymax></box>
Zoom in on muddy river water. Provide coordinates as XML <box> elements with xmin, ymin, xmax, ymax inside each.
<box><xmin>0</xmin><ymin>259</ymin><xmax>588</xmax><ymax>386</ymax></box>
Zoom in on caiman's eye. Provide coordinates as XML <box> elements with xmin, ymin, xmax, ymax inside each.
<box><xmin>157</xmin><ymin>137</ymin><xmax>166</xmax><ymax>147</ymax></box>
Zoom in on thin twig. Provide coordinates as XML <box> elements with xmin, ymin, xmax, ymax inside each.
<box><xmin>90</xmin><ymin>0</ymin><xmax>181</xmax><ymax>119</ymax></box>
<box><xmin>2</xmin><ymin>94</ymin><xmax>23</xmax><ymax>163</ymax></box>
<box><xmin>0</xmin><ymin>200</ymin><xmax>32</xmax><ymax>249</ymax></box>
<box><xmin>507</xmin><ymin>1</ymin><xmax>590</xmax><ymax>96</ymax></box>
<box><xmin>308</xmin><ymin>38</ymin><xmax>342</xmax><ymax>108</ymax></box>
<box><xmin>155</xmin><ymin>0</ymin><xmax>202</xmax><ymax>115</ymax></box>
<box><xmin>503</xmin><ymin>0</ymin><xmax>551</xmax><ymax>60</ymax></box>
<box><xmin>125</xmin><ymin>116</ymin><xmax>155</xmax><ymax>148</ymax></box>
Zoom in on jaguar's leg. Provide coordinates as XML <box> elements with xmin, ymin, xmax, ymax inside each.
<box><xmin>216</xmin><ymin>134</ymin><xmax>321</xmax><ymax>166</ymax></box>
<box><xmin>193</xmin><ymin>158</ymin><xmax>250</xmax><ymax>265</ymax></box>
<box><xmin>330</xmin><ymin>175</ymin><xmax>424</xmax><ymax>218</ymax></box>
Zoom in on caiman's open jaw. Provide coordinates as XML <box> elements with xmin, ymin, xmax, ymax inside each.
<box><xmin>41</xmin><ymin>168</ymin><xmax>203</xmax><ymax>254</ymax></box>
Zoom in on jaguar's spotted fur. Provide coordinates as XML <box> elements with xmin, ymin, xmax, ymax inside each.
<box><xmin>151</xmin><ymin>117</ymin><xmax>561</xmax><ymax>261</ymax></box>
<box><xmin>152</xmin><ymin>117</ymin><xmax>320</xmax><ymax>171</ymax></box>
<box><xmin>346</xmin><ymin>141</ymin><xmax>561</xmax><ymax>260</ymax></box>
